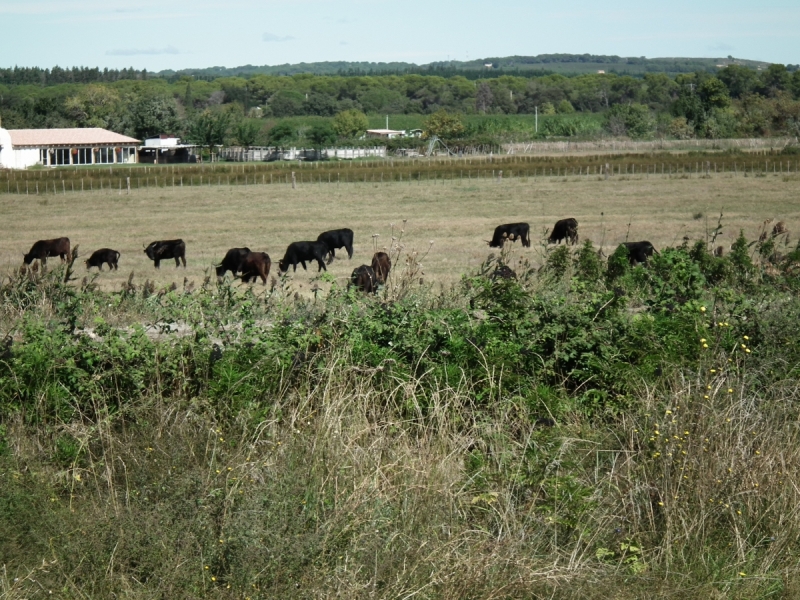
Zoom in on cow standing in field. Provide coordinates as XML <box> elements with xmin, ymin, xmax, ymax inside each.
<box><xmin>620</xmin><ymin>241</ymin><xmax>658</xmax><ymax>265</ymax></box>
<box><xmin>216</xmin><ymin>247</ymin><xmax>251</xmax><ymax>279</ymax></box>
<box><xmin>371</xmin><ymin>252</ymin><xmax>391</xmax><ymax>284</ymax></box>
<box><xmin>278</xmin><ymin>241</ymin><xmax>328</xmax><ymax>273</ymax></box>
<box><xmin>23</xmin><ymin>237</ymin><xmax>70</xmax><ymax>265</ymax></box>
<box><xmin>488</xmin><ymin>223</ymin><xmax>531</xmax><ymax>248</ymax></box>
<box><xmin>240</xmin><ymin>252</ymin><xmax>271</xmax><ymax>284</ymax></box>
<box><xmin>85</xmin><ymin>248</ymin><xmax>120</xmax><ymax>271</ymax></box>
<box><xmin>548</xmin><ymin>218</ymin><xmax>579</xmax><ymax>245</ymax></box>
<box><xmin>317</xmin><ymin>228</ymin><xmax>354</xmax><ymax>263</ymax></box>
<box><xmin>350</xmin><ymin>265</ymin><xmax>377</xmax><ymax>293</ymax></box>
<box><xmin>144</xmin><ymin>239</ymin><xmax>186</xmax><ymax>269</ymax></box>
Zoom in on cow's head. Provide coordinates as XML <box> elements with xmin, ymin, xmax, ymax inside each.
<box><xmin>278</xmin><ymin>258</ymin><xmax>289</xmax><ymax>273</ymax></box>
<box><xmin>22</xmin><ymin>253</ymin><xmax>34</xmax><ymax>265</ymax></box>
<box><xmin>143</xmin><ymin>242</ymin><xmax>157</xmax><ymax>260</ymax></box>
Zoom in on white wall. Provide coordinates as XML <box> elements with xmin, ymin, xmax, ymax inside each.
<box><xmin>0</xmin><ymin>129</ymin><xmax>41</xmax><ymax>169</ymax></box>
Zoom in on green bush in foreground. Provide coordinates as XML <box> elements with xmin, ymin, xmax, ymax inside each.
<box><xmin>1</xmin><ymin>234</ymin><xmax>800</xmax><ymax>598</ymax></box>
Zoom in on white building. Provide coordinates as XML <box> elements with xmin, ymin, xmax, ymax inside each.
<box><xmin>0</xmin><ymin>126</ymin><xmax>139</xmax><ymax>170</ymax></box>
<box><xmin>365</xmin><ymin>128</ymin><xmax>407</xmax><ymax>139</ymax></box>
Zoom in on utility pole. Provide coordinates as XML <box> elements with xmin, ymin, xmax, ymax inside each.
<box><xmin>535</xmin><ymin>106</ymin><xmax>538</xmax><ymax>134</ymax></box>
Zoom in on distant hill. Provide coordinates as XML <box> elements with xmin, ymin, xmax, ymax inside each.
<box><xmin>156</xmin><ymin>54</ymin><xmax>773</xmax><ymax>80</ymax></box>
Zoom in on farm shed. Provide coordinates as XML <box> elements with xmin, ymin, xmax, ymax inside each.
<box><xmin>0</xmin><ymin>126</ymin><xmax>139</xmax><ymax>170</ymax></box>
<box><xmin>138</xmin><ymin>135</ymin><xmax>199</xmax><ymax>164</ymax></box>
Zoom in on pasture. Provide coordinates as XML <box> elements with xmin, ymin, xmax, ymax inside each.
<box><xmin>1</xmin><ymin>172</ymin><xmax>797</xmax><ymax>291</ymax></box>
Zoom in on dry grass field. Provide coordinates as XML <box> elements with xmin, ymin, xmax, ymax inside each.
<box><xmin>1</xmin><ymin>172</ymin><xmax>798</xmax><ymax>291</ymax></box>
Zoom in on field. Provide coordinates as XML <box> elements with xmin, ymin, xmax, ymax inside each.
<box><xmin>3</xmin><ymin>169</ymin><xmax>800</xmax><ymax>599</ymax></box>
<box><xmin>1</xmin><ymin>172</ymin><xmax>798</xmax><ymax>292</ymax></box>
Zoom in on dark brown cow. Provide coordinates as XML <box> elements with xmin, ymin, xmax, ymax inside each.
<box><xmin>85</xmin><ymin>248</ymin><xmax>120</xmax><ymax>271</ymax></box>
<box><xmin>371</xmin><ymin>252</ymin><xmax>391</xmax><ymax>284</ymax></box>
<box><xmin>621</xmin><ymin>241</ymin><xmax>658</xmax><ymax>265</ymax></box>
<box><xmin>317</xmin><ymin>228</ymin><xmax>354</xmax><ymax>263</ymax></box>
<box><xmin>240</xmin><ymin>252</ymin><xmax>271</xmax><ymax>284</ymax></box>
<box><xmin>216</xmin><ymin>247</ymin><xmax>251</xmax><ymax>278</ymax></box>
<box><xmin>772</xmin><ymin>221</ymin><xmax>788</xmax><ymax>237</ymax></box>
<box><xmin>23</xmin><ymin>237</ymin><xmax>70</xmax><ymax>265</ymax></box>
<box><xmin>278</xmin><ymin>241</ymin><xmax>328</xmax><ymax>273</ymax></box>
<box><xmin>488</xmin><ymin>223</ymin><xmax>531</xmax><ymax>248</ymax></box>
<box><xmin>548</xmin><ymin>218</ymin><xmax>579</xmax><ymax>245</ymax></box>
<box><xmin>144</xmin><ymin>239</ymin><xmax>186</xmax><ymax>269</ymax></box>
<box><xmin>350</xmin><ymin>265</ymin><xmax>377</xmax><ymax>293</ymax></box>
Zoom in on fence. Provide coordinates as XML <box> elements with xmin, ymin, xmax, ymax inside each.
<box><xmin>220</xmin><ymin>146</ymin><xmax>387</xmax><ymax>162</ymax></box>
<box><xmin>504</xmin><ymin>137</ymin><xmax>798</xmax><ymax>155</ymax></box>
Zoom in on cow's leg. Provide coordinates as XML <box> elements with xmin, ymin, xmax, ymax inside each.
<box><xmin>181</xmin><ymin>256</ymin><xmax>187</xmax><ymax>268</ymax></box>
<box><xmin>300</xmin><ymin>260</ymin><xmax>308</xmax><ymax>271</ymax></box>
<box><xmin>154</xmin><ymin>259</ymin><xmax>160</xmax><ymax>269</ymax></box>
<box><xmin>346</xmin><ymin>244</ymin><xmax>353</xmax><ymax>259</ymax></box>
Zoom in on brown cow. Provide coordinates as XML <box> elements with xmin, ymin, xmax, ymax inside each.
<box><xmin>350</xmin><ymin>265</ymin><xmax>377</xmax><ymax>293</ymax></box>
<box><xmin>548</xmin><ymin>218</ymin><xmax>579</xmax><ymax>245</ymax></box>
<box><xmin>23</xmin><ymin>237</ymin><xmax>70</xmax><ymax>265</ymax></box>
<box><xmin>371</xmin><ymin>252</ymin><xmax>391</xmax><ymax>284</ymax></box>
<box><xmin>772</xmin><ymin>221</ymin><xmax>788</xmax><ymax>237</ymax></box>
<box><xmin>85</xmin><ymin>248</ymin><xmax>120</xmax><ymax>271</ymax></box>
<box><xmin>240</xmin><ymin>252</ymin><xmax>271</xmax><ymax>284</ymax></box>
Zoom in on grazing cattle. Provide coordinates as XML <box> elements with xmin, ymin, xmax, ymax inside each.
<box><xmin>772</xmin><ymin>221</ymin><xmax>788</xmax><ymax>237</ymax></box>
<box><xmin>317</xmin><ymin>228</ymin><xmax>354</xmax><ymax>263</ymax></box>
<box><xmin>488</xmin><ymin>222</ymin><xmax>531</xmax><ymax>248</ymax></box>
<box><xmin>144</xmin><ymin>239</ymin><xmax>186</xmax><ymax>269</ymax></box>
<box><xmin>278</xmin><ymin>241</ymin><xmax>328</xmax><ymax>273</ymax></box>
<box><xmin>548</xmin><ymin>218</ymin><xmax>579</xmax><ymax>245</ymax></box>
<box><xmin>23</xmin><ymin>237</ymin><xmax>70</xmax><ymax>265</ymax></box>
<box><xmin>216</xmin><ymin>247</ymin><xmax>251</xmax><ymax>278</ymax></box>
<box><xmin>714</xmin><ymin>245</ymin><xmax>725</xmax><ymax>257</ymax></box>
<box><xmin>350</xmin><ymin>265</ymin><xmax>377</xmax><ymax>293</ymax></box>
<box><xmin>371</xmin><ymin>252</ymin><xmax>391</xmax><ymax>284</ymax></box>
<box><xmin>491</xmin><ymin>265</ymin><xmax>517</xmax><ymax>280</ymax></box>
<box><xmin>621</xmin><ymin>241</ymin><xmax>658</xmax><ymax>265</ymax></box>
<box><xmin>240</xmin><ymin>252</ymin><xmax>271</xmax><ymax>284</ymax></box>
<box><xmin>85</xmin><ymin>248</ymin><xmax>120</xmax><ymax>271</ymax></box>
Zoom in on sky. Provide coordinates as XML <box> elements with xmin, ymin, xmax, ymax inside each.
<box><xmin>1</xmin><ymin>0</ymin><xmax>798</xmax><ymax>72</ymax></box>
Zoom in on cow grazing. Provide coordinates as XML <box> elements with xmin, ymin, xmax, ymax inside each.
<box><xmin>144</xmin><ymin>239</ymin><xmax>186</xmax><ymax>269</ymax></box>
<box><xmin>772</xmin><ymin>221</ymin><xmax>788</xmax><ymax>237</ymax></box>
<box><xmin>23</xmin><ymin>237</ymin><xmax>70</xmax><ymax>265</ymax></box>
<box><xmin>371</xmin><ymin>252</ymin><xmax>391</xmax><ymax>283</ymax></box>
<box><xmin>548</xmin><ymin>218</ymin><xmax>579</xmax><ymax>245</ymax></box>
<box><xmin>491</xmin><ymin>265</ymin><xmax>517</xmax><ymax>280</ymax></box>
<box><xmin>488</xmin><ymin>223</ymin><xmax>531</xmax><ymax>248</ymax></box>
<box><xmin>621</xmin><ymin>241</ymin><xmax>658</xmax><ymax>265</ymax></box>
<box><xmin>278</xmin><ymin>241</ymin><xmax>328</xmax><ymax>273</ymax></box>
<box><xmin>317</xmin><ymin>228</ymin><xmax>354</xmax><ymax>263</ymax></box>
<box><xmin>240</xmin><ymin>252</ymin><xmax>271</xmax><ymax>284</ymax></box>
<box><xmin>85</xmin><ymin>248</ymin><xmax>120</xmax><ymax>271</ymax></box>
<box><xmin>216</xmin><ymin>247</ymin><xmax>251</xmax><ymax>278</ymax></box>
<box><xmin>714</xmin><ymin>245</ymin><xmax>725</xmax><ymax>258</ymax></box>
<box><xmin>350</xmin><ymin>265</ymin><xmax>377</xmax><ymax>293</ymax></box>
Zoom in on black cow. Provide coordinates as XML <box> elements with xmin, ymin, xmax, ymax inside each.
<box><xmin>371</xmin><ymin>252</ymin><xmax>391</xmax><ymax>284</ymax></box>
<box><xmin>548</xmin><ymin>218</ymin><xmax>579</xmax><ymax>245</ymax></box>
<box><xmin>23</xmin><ymin>237</ymin><xmax>70</xmax><ymax>265</ymax></box>
<box><xmin>278</xmin><ymin>241</ymin><xmax>328</xmax><ymax>273</ymax></box>
<box><xmin>488</xmin><ymin>223</ymin><xmax>531</xmax><ymax>248</ymax></box>
<box><xmin>216</xmin><ymin>247</ymin><xmax>251</xmax><ymax>278</ymax></box>
<box><xmin>144</xmin><ymin>239</ymin><xmax>186</xmax><ymax>269</ymax></box>
<box><xmin>350</xmin><ymin>265</ymin><xmax>377</xmax><ymax>293</ymax></box>
<box><xmin>85</xmin><ymin>248</ymin><xmax>120</xmax><ymax>271</ymax></box>
<box><xmin>317</xmin><ymin>228</ymin><xmax>354</xmax><ymax>264</ymax></box>
<box><xmin>240</xmin><ymin>252</ymin><xmax>271</xmax><ymax>284</ymax></box>
<box><xmin>620</xmin><ymin>241</ymin><xmax>658</xmax><ymax>265</ymax></box>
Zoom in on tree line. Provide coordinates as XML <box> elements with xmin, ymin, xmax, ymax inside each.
<box><xmin>1</xmin><ymin>65</ymin><xmax>799</xmax><ymax>149</ymax></box>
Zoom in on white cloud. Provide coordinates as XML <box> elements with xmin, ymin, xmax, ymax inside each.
<box><xmin>263</xmin><ymin>32</ymin><xmax>295</xmax><ymax>42</ymax></box>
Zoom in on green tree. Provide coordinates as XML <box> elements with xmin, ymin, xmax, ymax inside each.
<box><xmin>717</xmin><ymin>64</ymin><xmax>758</xmax><ymax>98</ymax></box>
<box><xmin>126</xmin><ymin>94</ymin><xmax>181</xmax><ymax>140</ymax></box>
<box><xmin>187</xmin><ymin>110</ymin><xmax>231</xmax><ymax>156</ymax></box>
<box><xmin>307</xmin><ymin>122</ymin><xmax>337</xmax><ymax>147</ymax></box>
<box><xmin>697</xmin><ymin>77</ymin><xmax>730</xmax><ymax>110</ymax></box>
<box><xmin>269</xmin><ymin>90</ymin><xmax>305</xmax><ymax>117</ymax></box>
<box><xmin>605</xmin><ymin>103</ymin><xmax>653</xmax><ymax>138</ymax></box>
<box><xmin>332</xmin><ymin>109</ymin><xmax>368</xmax><ymax>139</ymax></box>
<box><xmin>267</xmin><ymin>122</ymin><xmax>296</xmax><ymax>147</ymax></box>
<box><xmin>232</xmin><ymin>120</ymin><xmax>262</xmax><ymax>149</ymax></box>
<box><xmin>64</xmin><ymin>85</ymin><xmax>123</xmax><ymax>130</ymax></box>
<box><xmin>422</xmin><ymin>109</ymin><xmax>465</xmax><ymax>141</ymax></box>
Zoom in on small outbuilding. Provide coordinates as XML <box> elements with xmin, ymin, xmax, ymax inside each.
<box><xmin>365</xmin><ymin>129</ymin><xmax>407</xmax><ymax>139</ymax></box>
<box><xmin>0</xmin><ymin>126</ymin><xmax>139</xmax><ymax>170</ymax></box>
<box><xmin>138</xmin><ymin>135</ymin><xmax>199</xmax><ymax>164</ymax></box>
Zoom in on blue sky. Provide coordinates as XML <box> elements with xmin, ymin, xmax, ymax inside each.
<box><xmin>1</xmin><ymin>0</ymin><xmax>798</xmax><ymax>71</ymax></box>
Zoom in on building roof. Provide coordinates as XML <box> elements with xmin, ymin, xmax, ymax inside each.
<box><xmin>7</xmin><ymin>128</ymin><xmax>140</xmax><ymax>147</ymax></box>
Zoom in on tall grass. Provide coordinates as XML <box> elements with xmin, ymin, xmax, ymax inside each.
<box><xmin>2</xmin><ymin>235</ymin><xmax>800</xmax><ymax>598</ymax></box>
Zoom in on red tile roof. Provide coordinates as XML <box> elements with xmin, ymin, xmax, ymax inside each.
<box><xmin>8</xmin><ymin>128</ymin><xmax>140</xmax><ymax>147</ymax></box>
